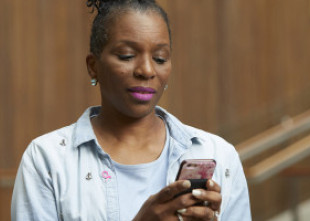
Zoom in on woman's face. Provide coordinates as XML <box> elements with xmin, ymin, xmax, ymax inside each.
<box><xmin>88</xmin><ymin>11</ymin><xmax>171</xmax><ymax>119</ymax></box>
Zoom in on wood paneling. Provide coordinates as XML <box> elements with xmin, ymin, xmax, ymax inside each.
<box><xmin>162</xmin><ymin>0</ymin><xmax>220</xmax><ymax>132</ymax></box>
<box><xmin>0</xmin><ymin>0</ymin><xmax>100</xmax><ymax>168</ymax></box>
<box><xmin>164</xmin><ymin>0</ymin><xmax>310</xmax><ymax>144</ymax></box>
<box><xmin>1</xmin><ymin>0</ymin><xmax>310</xmax><ymax>220</ymax></box>
<box><xmin>0</xmin><ymin>186</ymin><xmax>13</xmax><ymax>221</ymax></box>
<box><xmin>0</xmin><ymin>169</ymin><xmax>15</xmax><ymax>221</ymax></box>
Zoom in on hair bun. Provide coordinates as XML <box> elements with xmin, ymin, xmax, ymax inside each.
<box><xmin>86</xmin><ymin>0</ymin><xmax>101</xmax><ymax>12</ymax></box>
<box><xmin>87</xmin><ymin>0</ymin><xmax>157</xmax><ymax>9</ymax></box>
<box><xmin>86</xmin><ymin>0</ymin><xmax>114</xmax><ymax>13</ymax></box>
<box><xmin>138</xmin><ymin>0</ymin><xmax>156</xmax><ymax>3</ymax></box>
<box><xmin>86</xmin><ymin>0</ymin><xmax>158</xmax><ymax>14</ymax></box>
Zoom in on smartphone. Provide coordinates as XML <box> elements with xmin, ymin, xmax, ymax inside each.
<box><xmin>175</xmin><ymin>159</ymin><xmax>216</xmax><ymax>194</ymax></box>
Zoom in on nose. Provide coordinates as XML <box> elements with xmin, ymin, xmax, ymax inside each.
<box><xmin>133</xmin><ymin>55</ymin><xmax>155</xmax><ymax>80</ymax></box>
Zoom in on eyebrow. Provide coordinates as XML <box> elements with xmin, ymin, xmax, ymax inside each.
<box><xmin>116</xmin><ymin>40</ymin><xmax>170</xmax><ymax>48</ymax></box>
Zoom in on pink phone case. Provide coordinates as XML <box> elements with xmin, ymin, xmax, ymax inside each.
<box><xmin>176</xmin><ymin>159</ymin><xmax>216</xmax><ymax>180</ymax></box>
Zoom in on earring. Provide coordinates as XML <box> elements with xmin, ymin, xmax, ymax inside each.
<box><xmin>91</xmin><ymin>78</ymin><xmax>98</xmax><ymax>86</ymax></box>
<box><xmin>164</xmin><ymin>85</ymin><xmax>168</xmax><ymax>90</ymax></box>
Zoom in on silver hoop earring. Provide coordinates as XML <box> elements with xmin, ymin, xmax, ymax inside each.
<box><xmin>91</xmin><ymin>78</ymin><xmax>98</xmax><ymax>86</ymax></box>
<box><xmin>164</xmin><ymin>85</ymin><xmax>168</xmax><ymax>90</ymax></box>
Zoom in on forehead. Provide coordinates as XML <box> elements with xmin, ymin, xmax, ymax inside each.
<box><xmin>106</xmin><ymin>11</ymin><xmax>170</xmax><ymax>46</ymax></box>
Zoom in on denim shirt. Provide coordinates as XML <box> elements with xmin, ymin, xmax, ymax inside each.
<box><xmin>11</xmin><ymin>106</ymin><xmax>252</xmax><ymax>221</ymax></box>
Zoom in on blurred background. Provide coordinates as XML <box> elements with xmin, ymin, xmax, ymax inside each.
<box><xmin>1</xmin><ymin>0</ymin><xmax>310</xmax><ymax>220</ymax></box>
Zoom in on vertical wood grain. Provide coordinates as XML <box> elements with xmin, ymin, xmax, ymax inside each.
<box><xmin>164</xmin><ymin>0</ymin><xmax>220</xmax><ymax>131</ymax></box>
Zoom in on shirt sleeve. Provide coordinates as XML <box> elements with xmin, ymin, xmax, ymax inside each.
<box><xmin>220</xmin><ymin>153</ymin><xmax>252</xmax><ymax>221</ymax></box>
<box><xmin>11</xmin><ymin>142</ymin><xmax>59</xmax><ymax>221</ymax></box>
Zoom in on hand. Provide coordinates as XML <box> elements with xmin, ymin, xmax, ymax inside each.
<box><xmin>133</xmin><ymin>180</ymin><xmax>203</xmax><ymax>221</ymax></box>
<box><xmin>177</xmin><ymin>179</ymin><xmax>222</xmax><ymax>221</ymax></box>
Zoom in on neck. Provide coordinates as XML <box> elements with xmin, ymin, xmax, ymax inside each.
<box><xmin>92</xmin><ymin>106</ymin><xmax>163</xmax><ymax>144</ymax></box>
<box><xmin>91</xmin><ymin>106</ymin><xmax>167</xmax><ymax>164</ymax></box>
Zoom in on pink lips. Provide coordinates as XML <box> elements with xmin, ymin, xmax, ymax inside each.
<box><xmin>128</xmin><ymin>87</ymin><xmax>156</xmax><ymax>102</ymax></box>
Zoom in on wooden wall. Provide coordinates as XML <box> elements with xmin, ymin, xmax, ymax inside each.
<box><xmin>1</xmin><ymin>0</ymin><xmax>310</xmax><ymax>220</ymax></box>
<box><xmin>164</xmin><ymin>0</ymin><xmax>310</xmax><ymax>144</ymax></box>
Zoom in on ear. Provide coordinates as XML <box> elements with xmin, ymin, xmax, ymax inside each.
<box><xmin>86</xmin><ymin>53</ymin><xmax>98</xmax><ymax>79</ymax></box>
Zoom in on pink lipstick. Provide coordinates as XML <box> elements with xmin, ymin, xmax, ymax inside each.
<box><xmin>128</xmin><ymin>87</ymin><xmax>156</xmax><ymax>102</ymax></box>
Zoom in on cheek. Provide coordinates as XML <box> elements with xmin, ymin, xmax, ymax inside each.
<box><xmin>118</xmin><ymin>65</ymin><xmax>132</xmax><ymax>76</ymax></box>
<box><xmin>100</xmin><ymin>62</ymin><xmax>133</xmax><ymax>83</ymax></box>
<box><xmin>157</xmin><ymin>65</ymin><xmax>171</xmax><ymax>84</ymax></box>
<box><xmin>110</xmin><ymin>66</ymin><xmax>133</xmax><ymax>84</ymax></box>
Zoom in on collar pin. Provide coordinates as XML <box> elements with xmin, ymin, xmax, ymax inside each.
<box><xmin>60</xmin><ymin>139</ymin><xmax>66</xmax><ymax>146</ymax></box>
<box><xmin>225</xmin><ymin>169</ymin><xmax>230</xmax><ymax>178</ymax></box>
<box><xmin>86</xmin><ymin>172</ymin><xmax>92</xmax><ymax>180</ymax></box>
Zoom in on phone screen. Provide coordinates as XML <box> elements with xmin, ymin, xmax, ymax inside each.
<box><xmin>175</xmin><ymin>159</ymin><xmax>216</xmax><ymax>195</ymax></box>
<box><xmin>176</xmin><ymin>159</ymin><xmax>216</xmax><ymax>180</ymax></box>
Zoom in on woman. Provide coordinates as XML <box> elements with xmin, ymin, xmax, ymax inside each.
<box><xmin>11</xmin><ymin>0</ymin><xmax>251</xmax><ymax>220</ymax></box>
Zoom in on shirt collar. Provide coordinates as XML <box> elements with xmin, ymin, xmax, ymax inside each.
<box><xmin>72</xmin><ymin>106</ymin><xmax>200</xmax><ymax>149</ymax></box>
<box><xmin>155</xmin><ymin>106</ymin><xmax>200</xmax><ymax>148</ymax></box>
<box><xmin>73</xmin><ymin>106</ymin><xmax>100</xmax><ymax>148</ymax></box>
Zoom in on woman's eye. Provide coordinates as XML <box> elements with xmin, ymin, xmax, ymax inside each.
<box><xmin>153</xmin><ymin>57</ymin><xmax>167</xmax><ymax>64</ymax></box>
<box><xmin>118</xmin><ymin>55</ymin><xmax>134</xmax><ymax>61</ymax></box>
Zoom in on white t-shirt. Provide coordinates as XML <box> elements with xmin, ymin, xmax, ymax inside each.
<box><xmin>112</xmin><ymin>125</ymin><xmax>170</xmax><ymax>221</ymax></box>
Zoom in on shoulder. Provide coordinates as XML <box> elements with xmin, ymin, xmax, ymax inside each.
<box><xmin>185</xmin><ymin>124</ymin><xmax>238</xmax><ymax>157</ymax></box>
<box><xmin>21</xmin><ymin>124</ymin><xmax>76</xmax><ymax>171</ymax></box>
<box><xmin>28</xmin><ymin>106</ymin><xmax>97</xmax><ymax>153</ymax></box>
<box><xmin>32</xmin><ymin>123</ymin><xmax>75</xmax><ymax>149</ymax></box>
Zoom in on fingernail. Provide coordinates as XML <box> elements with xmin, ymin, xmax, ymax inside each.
<box><xmin>209</xmin><ymin>180</ymin><xmax>214</xmax><ymax>187</ymax></box>
<box><xmin>182</xmin><ymin>180</ymin><xmax>191</xmax><ymax>188</ymax></box>
<box><xmin>177</xmin><ymin>208</ymin><xmax>187</xmax><ymax>214</ymax></box>
<box><xmin>192</xmin><ymin>189</ymin><xmax>202</xmax><ymax>197</ymax></box>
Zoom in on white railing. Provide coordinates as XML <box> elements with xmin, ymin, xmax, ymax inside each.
<box><xmin>237</xmin><ymin>109</ymin><xmax>310</xmax><ymax>161</ymax></box>
<box><xmin>244</xmin><ymin>134</ymin><xmax>310</xmax><ymax>184</ymax></box>
<box><xmin>236</xmin><ymin>109</ymin><xmax>310</xmax><ymax>184</ymax></box>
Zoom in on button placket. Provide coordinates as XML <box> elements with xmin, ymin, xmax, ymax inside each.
<box><xmin>100</xmin><ymin>157</ymin><xmax>120</xmax><ymax>221</ymax></box>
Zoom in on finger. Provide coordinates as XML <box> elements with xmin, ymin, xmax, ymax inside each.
<box><xmin>191</xmin><ymin>189</ymin><xmax>222</xmax><ymax>211</ymax></box>
<box><xmin>179</xmin><ymin>206</ymin><xmax>216</xmax><ymax>220</ymax></box>
<box><xmin>170</xmin><ymin>193</ymin><xmax>201</xmax><ymax>212</ymax></box>
<box><xmin>205</xmin><ymin>180</ymin><xmax>222</xmax><ymax>210</ymax></box>
<box><xmin>156</xmin><ymin>180</ymin><xmax>191</xmax><ymax>203</ymax></box>
<box><xmin>206</xmin><ymin>180</ymin><xmax>221</xmax><ymax>193</ymax></box>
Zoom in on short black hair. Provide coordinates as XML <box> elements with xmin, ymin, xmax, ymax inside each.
<box><xmin>86</xmin><ymin>0</ymin><xmax>171</xmax><ymax>57</ymax></box>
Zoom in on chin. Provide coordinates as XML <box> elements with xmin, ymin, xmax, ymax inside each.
<box><xmin>103</xmin><ymin>94</ymin><xmax>160</xmax><ymax>120</ymax></box>
<box><xmin>122</xmin><ymin>104</ymin><xmax>156</xmax><ymax>119</ymax></box>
